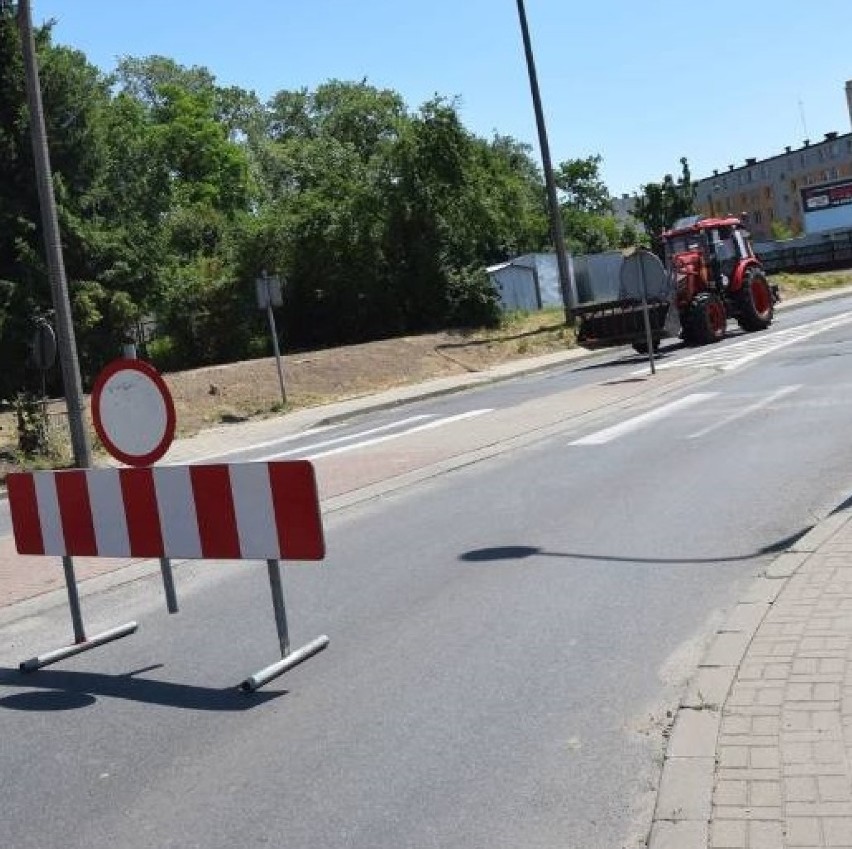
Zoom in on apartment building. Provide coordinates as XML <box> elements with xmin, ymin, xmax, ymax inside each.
<box><xmin>693</xmin><ymin>81</ymin><xmax>852</xmax><ymax>240</ymax></box>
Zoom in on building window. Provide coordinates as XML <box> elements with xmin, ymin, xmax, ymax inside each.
<box><xmin>830</xmin><ymin>167</ymin><xmax>839</xmax><ymax>180</ymax></box>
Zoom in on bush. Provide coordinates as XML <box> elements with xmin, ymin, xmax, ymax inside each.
<box><xmin>445</xmin><ymin>265</ymin><xmax>501</xmax><ymax>329</ymax></box>
<box><xmin>147</xmin><ymin>335</ymin><xmax>182</xmax><ymax>372</ymax></box>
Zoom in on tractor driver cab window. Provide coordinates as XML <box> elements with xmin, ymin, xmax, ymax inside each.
<box><xmin>715</xmin><ymin>228</ymin><xmax>736</xmax><ymax>261</ymax></box>
<box><xmin>733</xmin><ymin>229</ymin><xmax>752</xmax><ymax>258</ymax></box>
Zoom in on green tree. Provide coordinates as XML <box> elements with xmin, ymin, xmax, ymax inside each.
<box><xmin>770</xmin><ymin>220</ymin><xmax>796</xmax><ymax>240</ymax></box>
<box><xmin>0</xmin><ymin>19</ymin><xmax>121</xmax><ymax>396</ymax></box>
<box><xmin>633</xmin><ymin>157</ymin><xmax>695</xmax><ymax>256</ymax></box>
<box><xmin>554</xmin><ymin>154</ymin><xmax>612</xmax><ymax>216</ymax></box>
<box><xmin>554</xmin><ymin>154</ymin><xmax>626</xmax><ymax>254</ymax></box>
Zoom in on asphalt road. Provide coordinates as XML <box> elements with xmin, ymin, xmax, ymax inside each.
<box><xmin>2</xmin><ymin>295</ymin><xmax>852</xmax><ymax>848</ymax></box>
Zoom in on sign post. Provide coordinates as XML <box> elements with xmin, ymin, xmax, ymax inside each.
<box><xmin>92</xmin><ymin>358</ymin><xmax>180</xmax><ymax>613</ymax></box>
<box><xmin>29</xmin><ymin>317</ymin><xmax>57</xmax><ymax>425</ymax></box>
<box><xmin>620</xmin><ymin>250</ymin><xmax>667</xmax><ymax>375</ymax></box>
<box><xmin>256</xmin><ymin>271</ymin><xmax>286</xmax><ymax>405</ymax></box>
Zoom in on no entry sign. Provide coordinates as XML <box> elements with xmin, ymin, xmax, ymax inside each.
<box><xmin>92</xmin><ymin>359</ymin><xmax>176</xmax><ymax>466</ymax></box>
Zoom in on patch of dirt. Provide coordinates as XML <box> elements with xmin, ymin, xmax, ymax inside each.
<box><xmin>0</xmin><ymin>321</ymin><xmax>574</xmax><ymax>482</ymax></box>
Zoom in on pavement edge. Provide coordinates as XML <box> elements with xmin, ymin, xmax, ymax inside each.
<box><xmin>645</xmin><ymin>510</ymin><xmax>852</xmax><ymax>849</ymax></box>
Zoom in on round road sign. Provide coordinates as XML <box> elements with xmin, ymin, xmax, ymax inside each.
<box><xmin>619</xmin><ymin>250</ymin><xmax>667</xmax><ymax>300</ymax></box>
<box><xmin>91</xmin><ymin>359</ymin><xmax>176</xmax><ymax>467</ymax></box>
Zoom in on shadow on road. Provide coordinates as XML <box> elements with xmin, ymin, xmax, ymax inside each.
<box><xmin>0</xmin><ymin>665</ymin><xmax>285</xmax><ymax>712</ymax></box>
<box><xmin>569</xmin><ymin>347</ymin><xmax>677</xmax><ymax>372</ymax></box>
<box><xmin>459</xmin><ymin>528</ymin><xmax>812</xmax><ymax>566</ymax></box>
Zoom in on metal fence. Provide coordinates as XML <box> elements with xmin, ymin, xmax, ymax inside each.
<box><xmin>758</xmin><ymin>230</ymin><xmax>852</xmax><ymax>274</ymax></box>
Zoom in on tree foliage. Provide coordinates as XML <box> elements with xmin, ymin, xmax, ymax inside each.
<box><xmin>634</xmin><ymin>157</ymin><xmax>696</xmax><ymax>255</ymax></box>
<box><xmin>0</xmin><ymin>25</ymin><xmax>633</xmax><ymax>400</ymax></box>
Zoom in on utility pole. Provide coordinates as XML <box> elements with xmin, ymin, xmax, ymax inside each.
<box><xmin>17</xmin><ymin>0</ymin><xmax>92</xmax><ymax>467</ymax></box>
<box><xmin>515</xmin><ymin>0</ymin><xmax>574</xmax><ymax>325</ymax></box>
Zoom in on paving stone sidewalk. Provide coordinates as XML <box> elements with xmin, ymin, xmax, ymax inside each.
<box><xmin>649</xmin><ymin>504</ymin><xmax>852</xmax><ymax>849</ymax></box>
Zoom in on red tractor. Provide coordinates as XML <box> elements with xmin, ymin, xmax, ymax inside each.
<box><xmin>663</xmin><ymin>215</ymin><xmax>776</xmax><ymax>345</ymax></box>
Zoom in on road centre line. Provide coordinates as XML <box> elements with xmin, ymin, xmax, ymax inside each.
<box><xmin>570</xmin><ymin>393</ymin><xmax>717</xmax><ymax>446</ymax></box>
<box><xmin>307</xmin><ymin>409</ymin><xmax>494</xmax><ymax>459</ymax></box>
<box><xmin>687</xmin><ymin>385</ymin><xmax>801</xmax><ymax>439</ymax></box>
<box><xmin>253</xmin><ymin>415</ymin><xmax>434</xmax><ymax>462</ymax></box>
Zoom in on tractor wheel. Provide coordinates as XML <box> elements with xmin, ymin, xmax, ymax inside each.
<box><xmin>683</xmin><ymin>293</ymin><xmax>727</xmax><ymax>346</ymax></box>
<box><xmin>737</xmin><ymin>266</ymin><xmax>774</xmax><ymax>331</ymax></box>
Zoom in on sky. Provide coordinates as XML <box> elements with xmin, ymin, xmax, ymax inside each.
<box><xmin>27</xmin><ymin>0</ymin><xmax>852</xmax><ymax>197</ymax></box>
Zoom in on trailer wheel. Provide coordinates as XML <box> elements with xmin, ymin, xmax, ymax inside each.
<box><xmin>683</xmin><ymin>293</ymin><xmax>726</xmax><ymax>346</ymax></box>
<box><xmin>632</xmin><ymin>339</ymin><xmax>660</xmax><ymax>355</ymax></box>
<box><xmin>737</xmin><ymin>267</ymin><xmax>774</xmax><ymax>331</ymax></box>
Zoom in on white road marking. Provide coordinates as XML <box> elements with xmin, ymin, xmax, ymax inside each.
<box><xmin>646</xmin><ymin>311</ymin><xmax>852</xmax><ymax>374</ymax></box>
<box><xmin>308</xmin><ymin>409</ymin><xmax>494</xmax><ymax>459</ymax></box>
<box><xmin>687</xmin><ymin>385</ymin><xmax>801</xmax><ymax>439</ymax></box>
<box><xmin>570</xmin><ymin>393</ymin><xmax>716</xmax><ymax>446</ymax></box>
<box><xmin>255</xmin><ymin>415</ymin><xmax>433</xmax><ymax>461</ymax></box>
<box><xmin>182</xmin><ymin>422</ymin><xmax>343</xmax><ymax>464</ymax></box>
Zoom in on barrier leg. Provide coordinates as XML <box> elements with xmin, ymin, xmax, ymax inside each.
<box><xmin>20</xmin><ymin>622</ymin><xmax>139</xmax><ymax>672</ymax></box>
<box><xmin>267</xmin><ymin>558</ymin><xmax>290</xmax><ymax>657</ymax></box>
<box><xmin>159</xmin><ymin>557</ymin><xmax>179</xmax><ymax>614</ymax></box>
<box><xmin>19</xmin><ymin>555</ymin><xmax>138</xmax><ymax>673</ymax></box>
<box><xmin>239</xmin><ymin>560</ymin><xmax>329</xmax><ymax>692</ymax></box>
<box><xmin>64</xmin><ymin>556</ymin><xmax>86</xmax><ymax>643</ymax></box>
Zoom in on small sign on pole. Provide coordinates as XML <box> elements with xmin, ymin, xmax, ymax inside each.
<box><xmin>256</xmin><ymin>270</ymin><xmax>287</xmax><ymax>405</ymax></box>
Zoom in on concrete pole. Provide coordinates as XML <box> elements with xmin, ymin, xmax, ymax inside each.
<box><xmin>845</xmin><ymin>80</ymin><xmax>852</xmax><ymax>132</ymax></box>
<box><xmin>516</xmin><ymin>0</ymin><xmax>574</xmax><ymax>325</ymax></box>
<box><xmin>17</xmin><ymin>0</ymin><xmax>92</xmax><ymax>467</ymax></box>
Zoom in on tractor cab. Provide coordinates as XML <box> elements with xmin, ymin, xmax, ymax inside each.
<box><xmin>663</xmin><ymin>215</ymin><xmax>756</xmax><ymax>296</ymax></box>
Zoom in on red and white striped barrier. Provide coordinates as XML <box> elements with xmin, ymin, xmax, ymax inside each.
<box><xmin>7</xmin><ymin>461</ymin><xmax>324</xmax><ymax>562</ymax></box>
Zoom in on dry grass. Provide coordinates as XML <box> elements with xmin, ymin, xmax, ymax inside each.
<box><xmin>774</xmin><ymin>269</ymin><xmax>852</xmax><ymax>297</ymax></box>
<box><xmin>0</xmin><ymin>309</ymin><xmax>574</xmax><ymax>481</ymax></box>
